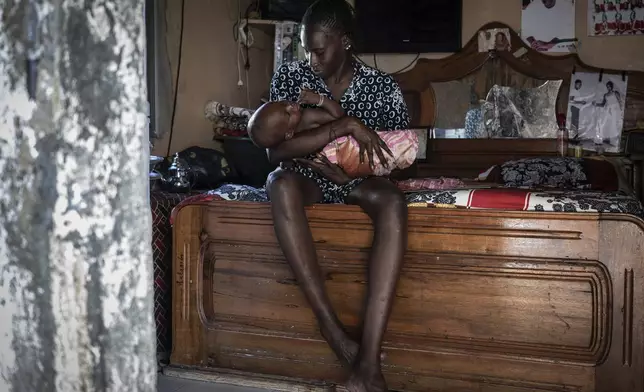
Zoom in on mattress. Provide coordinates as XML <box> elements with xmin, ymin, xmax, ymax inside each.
<box><xmin>170</xmin><ymin>183</ymin><xmax>644</xmax><ymax>225</ymax></box>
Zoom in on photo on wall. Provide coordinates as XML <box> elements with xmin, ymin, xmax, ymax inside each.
<box><xmin>566</xmin><ymin>71</ymin><xmax>629</xmax><ymax>153</ymax></box>
<box><xmin>588</xmin><ymin>0</ymin><xmax>644</xmax><ymax>36</ymax></box>
<box><xmin>478</xmin><ymin>28</ymin><xmax>512</xmax><ymax>52</ymax></box>
<box><xmin>521</xmin><ymin>0</ymin><xmax>576</xmax><ymax>52</ymax></box>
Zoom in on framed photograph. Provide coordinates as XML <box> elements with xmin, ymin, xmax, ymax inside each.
<box><xmin>566</xmin><ymin>71</ymin><xmax>629</xmax><ymax>152</ymax></box>
<box><xmin>478</xmin><ymin>28</ymin><xmax>512</xmax><ymax>52</ymax></box>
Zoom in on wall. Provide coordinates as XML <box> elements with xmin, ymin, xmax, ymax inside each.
<box><xmin>152</xmin><ymin>0</ymin><xmax>273</xmax><ymax>156</ymax></box>
<box><xmin>154</xmin><ymin>0</ymin><xmax>644</xmax><ymax>156</ymax></box>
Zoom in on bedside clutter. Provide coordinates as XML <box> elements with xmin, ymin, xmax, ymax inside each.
<box><xmin>152</xmin><ymin>146</ymin><xmax>242</xmax><ymax>192</ymax></box>
<box><xmin>204</xmin><ymin>100</ymin><xmax>276</xmax><ymax>187</ymax></box>
<box><xmin>215</xmin><ymin>136</ymin><xmax>277</xmax><ymax>188</ymax></box>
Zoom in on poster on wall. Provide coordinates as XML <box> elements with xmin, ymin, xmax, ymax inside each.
<box><xmin>521</xmin><ymin>0</ymin><xmax>576</xmax><ymax>52</ymax></box>
<box><xmin>478</xmin><ymin>28</ymin><xmax>512</xmax><ymax>52</ymax></box>
<box><xmin>588</xmin><ymin>0</ymin><xmax>644</xmax><ymax>36</ymax></box>
<box><xmin>566</xmin><ymin>71</ymin><xmax>629</xmax><ymax>153</ymax></box>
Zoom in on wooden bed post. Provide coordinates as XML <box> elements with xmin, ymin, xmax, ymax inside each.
<box><xmin>0</xmin><ymin>1</ymin><xmax>155</xmax><ymax>391</ymax></box>
<box><xmin>171</xmin><ymin>205</ymin><xmax>207</xmax><ymax>365</ymax></box>
<box><xmin>596</xmin><ymin>217</ymin><xmax>644</xmax><ymax>391</ymax></box>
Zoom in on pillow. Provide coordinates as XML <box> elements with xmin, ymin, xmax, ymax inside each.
<box><xmin>321</xmin><ymin>130</ymin><xmax>419</xmax><ymax>177</ymax></box>
<box><xmin>480</xmin><ymin>157</ymin><xmax>590</xmax><ymax>189</ymax></box>
<box><xmin>478</xmin><ymin>156</ymin><xmax>626</xmax><ymax>192</ymax></box>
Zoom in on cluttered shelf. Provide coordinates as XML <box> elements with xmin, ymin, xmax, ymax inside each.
<box><xmin>239</xmin><ymin>17</ymin><xmax>304</xmax><ymax>73</ymax></box>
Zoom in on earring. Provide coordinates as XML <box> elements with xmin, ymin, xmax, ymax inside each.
<box><xmin>345</xmin><ymin>44</ymin><xmax>352</xmax><ymax>50</ymax></box>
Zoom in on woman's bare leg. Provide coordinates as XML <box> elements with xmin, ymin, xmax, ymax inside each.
<box><xmin>267</xmin><ymin>169</ymin><xmax>359</xmax><ymax>365</ymax></box>
<box><xmin>344</xmin><ymin>177</ymin><xmax>408</xmax><ymax>392</ymax></box>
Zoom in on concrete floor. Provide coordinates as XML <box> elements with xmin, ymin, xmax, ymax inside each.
<box><xmin>158</xmin><ymin>374</ymin><xmax>269</xmax><ymax>392</ymax></box>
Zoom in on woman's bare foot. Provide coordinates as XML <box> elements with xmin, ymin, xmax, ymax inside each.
<box><xmin>320</xmin><ymin>327</ymin><xmax>359</xmax><ymax>366</ymax></box>
<box><xmin>345</xmin><ymin>361</ymin><xmax>388</xmax><ymax>392</ymax></box>
<box><xmin>320</xmin><ymin>328</ymin><xmax>386</xmax><ymax>367</ymax></box>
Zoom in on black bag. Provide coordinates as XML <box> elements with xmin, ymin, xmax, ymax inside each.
<box><xmin>156</xmin><ymin>147</ymin><xmax>239</xmax><ymax>190</ymax></box>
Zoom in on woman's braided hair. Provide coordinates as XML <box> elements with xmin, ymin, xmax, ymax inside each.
<box><xmin>301</xmin><ymin>0</ymin><xmax>356</xmax><ymax>40</ymax></box>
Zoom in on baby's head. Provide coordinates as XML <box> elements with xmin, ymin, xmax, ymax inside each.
<box><xmin>247</xmin><ymin>101</ymin><xmax>302</xmax><ymax>148</ymax></box>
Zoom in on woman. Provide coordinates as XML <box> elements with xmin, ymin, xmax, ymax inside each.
<box><xmin>267</xmin><ymin>1</ymin><xmax>409</xmax><ymax>391</ymax></box>
<box><xmin>593</xmin><ymin>80</ymin><xmax>623</xmax><ymax>145</ymax></box>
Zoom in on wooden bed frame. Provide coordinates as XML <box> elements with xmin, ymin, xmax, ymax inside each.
<box><xmin>395</xmin><ymin>22</ymin><xmax>644</xmax><ymax>179</ymax></box>
<box><xmin>167</xmin><ymin>23</ymin><xmax>644</xmax><ymax>391</ymax></box>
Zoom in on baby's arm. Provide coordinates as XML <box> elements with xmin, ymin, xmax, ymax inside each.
<box><xmin>299</xmin><ymin>88</ymin><xmax>345</xmax><ymax>119</ymax></box>
<box><xmin>297</xmin><ymin>109</ymin><xmax>336</xmax><ymax>132</ymax></box>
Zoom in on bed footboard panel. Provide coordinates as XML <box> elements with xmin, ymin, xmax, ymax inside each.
<box><xmin>171</xmin><ymin>202</ymin><xmax>644</xmax><ymax>392</ymax></box>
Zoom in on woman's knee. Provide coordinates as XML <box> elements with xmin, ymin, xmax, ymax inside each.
<box><xmin>267</xmin><ymin>169</ymin><xmax>299</xmax><ymax>197</ymax></box>
<box><xmin>266</xmin><ymin>169</ymin><xmax>296</xmax><ymax>190</ymax></box>
<box><xmin>268</xmin><ymin>169</ymin><xmax>323</xmax><ymax>206</ymax></box>
<box><xmin>352</xmin><ymin>179</ymin><xmax>408</xmax><ymax>218</ymax></box>
<box><xmin>367</xmin><ymin>187</ymin><xmax>407</xmax><ymax>234</ymax></box>
<box><xmin>376</xmin><ymin>186</ymin><xmax>408</xmax><ymax>216</ymax></box>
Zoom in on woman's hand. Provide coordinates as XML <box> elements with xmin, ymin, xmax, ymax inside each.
<box><xmin>298</xmin><ymin>88</ymin><xmax>322</xmax><ymax>106</ymax></box>
<box><xmin>335</xmin><ymin>117</ymin><xmax>393</xmax><ymax>169</ymax></box>
<box><xmin>294</xmin><ymin>154</ymin><xmax>352</xmax><ymax>185</ymax></box>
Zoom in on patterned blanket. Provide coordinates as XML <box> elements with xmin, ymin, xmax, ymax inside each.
<box><xmin>170</xmin><ymin>183</ymin><xmax>644</xmax><ymax>225</ymax></box>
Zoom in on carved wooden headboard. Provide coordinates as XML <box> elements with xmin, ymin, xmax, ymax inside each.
<box><xmin>394</xmin><ymin>22</ymin><xmax>644</xmax><ymax>178</ymax></box>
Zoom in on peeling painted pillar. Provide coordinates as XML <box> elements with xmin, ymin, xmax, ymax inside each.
<box><xmin>0</xmin><ymin>1</ymin><xmax>156</xmax><ymax>391</ymax></box>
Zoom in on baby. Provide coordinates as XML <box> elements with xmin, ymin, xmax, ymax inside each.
<box><xmin>247</xmin><ymin>89</ymin><xmax>418</xmax><ymax>177</ymax></box>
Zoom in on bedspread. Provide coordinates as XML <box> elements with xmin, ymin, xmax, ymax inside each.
<box><xmin>170</xmin><ymin>184</ymin><xmax>644</xmax><ymax>225</ymax></box>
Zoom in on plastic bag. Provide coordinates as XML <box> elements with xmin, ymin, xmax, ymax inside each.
<box><xmin>482</xmin><ymin>81</ymin><xmax>562</xmax><ymax>138</ymax></box>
